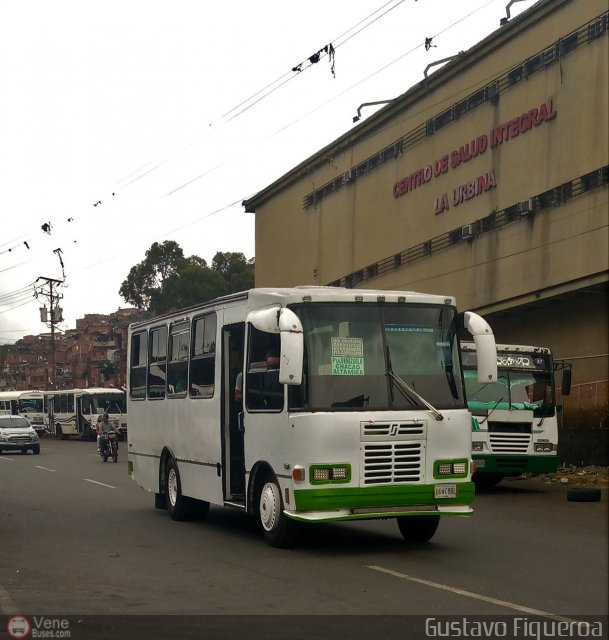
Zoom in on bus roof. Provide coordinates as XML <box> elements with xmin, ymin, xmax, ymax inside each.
<box><xmin>0</xmin><ymin>390</ymin><xmax>45</xmax><ymax>399</ymax></box>
<box><xmin>128</xmin><ymin>286</ymin><xmax>457</xmax><ymax>330</ymax></box>
<box><xmin>45</xmin><ymin>387</ymin><xmax>125</xmax><ymax>395</ymax></box>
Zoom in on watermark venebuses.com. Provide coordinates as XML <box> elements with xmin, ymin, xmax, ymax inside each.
<box><xmin>425</xmin><ymin>617</ymin><xmax>605</xmax><ymax>639</ymax></box>
<box><xmin>7</xmin><ymin>616</ymin><xmax>71</xmax><ymax>639</ymax></box>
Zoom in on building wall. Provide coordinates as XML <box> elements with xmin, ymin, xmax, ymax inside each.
<box><xmin>247</xmin><ymin>0</ymin><xmax>608</xmax><ymax>399</ymax></box>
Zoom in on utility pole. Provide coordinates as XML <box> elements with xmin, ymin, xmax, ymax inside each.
<box><xmin>38</xmin><ymin>277</ymin><xmax>64</xmax><ymax>390</ymax></box>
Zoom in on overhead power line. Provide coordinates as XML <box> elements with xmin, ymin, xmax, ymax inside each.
<box><xmin>109</xmin><ymin>0</ymin><xmax>410</xmax><ymax>196</ymax></box>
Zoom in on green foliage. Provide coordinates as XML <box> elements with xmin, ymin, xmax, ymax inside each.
<box><xmin>119</xmin><ymin>242</ymin><xmax>255</xmax><ymax>315</ymax></box>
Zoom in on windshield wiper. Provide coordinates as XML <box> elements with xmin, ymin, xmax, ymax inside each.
<box><xmin>479</xmin><ymin>397</ymin><xmax>504</xmax><ymax>425</ymax></box>
<box><xmin>388</xmin><ymin>371</ymin><xmax>444</xmax><ymax>421</ymax></box>
<box><xmin>385</xmin><ymin>346</ymin><xmax>444</xmax><ymax>420</ymax></box>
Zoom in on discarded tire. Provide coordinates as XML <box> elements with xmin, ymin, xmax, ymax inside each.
<box><xmin>566</xmin><ymin>487</ymin><xmax>601</xmax><ymax>502</ymax></box>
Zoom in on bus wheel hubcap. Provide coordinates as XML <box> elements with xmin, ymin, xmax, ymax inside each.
<box><xmin>260</xmin><ymin>483</ymin><xmax>278</xmax><ymax>532</ymax></box>
<box><xmin>168</xmin><ymin>468</ymin><xmax>178</xmax><ymax>506</ymax></box>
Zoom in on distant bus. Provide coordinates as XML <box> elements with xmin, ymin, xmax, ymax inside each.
<box><xmin>128</xmin><ymin>287</ymin><xmax>497</xmax><ymax>547</ymax></box>
<box><xmin>47</xmin><ymin>388</ymin><xmax>127</xmax><ymax>441</ymax></box>
<box><xmin>461</xmin><ymin>342</ymin><xmax>571</xmax><ymax>487</ymax></box>
<box><xmin>0</xmin><ymin>390</ymin><xmax>47</xmax><ymax>436</ymax></box>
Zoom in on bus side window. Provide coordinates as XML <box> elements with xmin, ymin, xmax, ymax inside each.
<box><xmin>168</xmin><ymin>322</ymin><xmax>189</xmax><ymax>398</ymax></box>
<box><xmin>82</xmin><ymin>397</ymin><xmax>92</xmax><ymax>415</ymax></box>
<box><xmin>148</xmin><ymin>326</ymin><xmax>168</xmax><ymax>399</ymax></box>
<box><xmin>130</xmin><ymin>331</ymin><xmax>148</xmax><ymax>400</ymax></box>
<box><xmin>190</xmin><ymin>314</ymin><xmax>216</xmax><ymax>399</ymax></box>
<box><xmin>245</xmin><ymin>328</ymin><xmax>283</xmax><ymax>412</ymax></box>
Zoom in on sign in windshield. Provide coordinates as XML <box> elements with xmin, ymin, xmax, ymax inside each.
<box><xmin>463</xmin><ymin>351</ymin><xmax>548</xmax><ymax>371</ymax></box>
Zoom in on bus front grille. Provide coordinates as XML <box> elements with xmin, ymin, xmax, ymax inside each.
<box><xmin>489</xmin><ymin>433</ymin><xmax>531</xmax><ymax>453</ymax></box>
<box><xmin>362</xmin><ymin>442</ymin><xmax>422</xmax><ymax>484</ymax></box>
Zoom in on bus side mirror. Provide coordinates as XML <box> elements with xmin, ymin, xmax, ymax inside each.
<box><xmin>561</xmin><ymin>369</ymin><xmax>572</xmax><ymax>396</ymax></box>
<box><xmin>464</xmin><ymin>311</ymin><xmax>497</xmax><ymax>383</ymax></box>
<box><xmin>278</xmin><ymin>308</ymin><xmax>303</xmax><ymax>386</ymax></box>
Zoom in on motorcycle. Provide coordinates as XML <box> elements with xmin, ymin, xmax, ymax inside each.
<box><xmin>99</xmin><ymin>430</ymin><xmax>119</xmax><ymax>463</ymax></box>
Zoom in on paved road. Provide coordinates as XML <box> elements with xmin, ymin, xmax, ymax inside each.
<box><xmin>1</xmin><ymin>438</ymin><xmax>607</xmax><ymax>623</ymax></box>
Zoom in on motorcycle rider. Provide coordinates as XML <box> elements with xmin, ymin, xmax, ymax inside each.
<box><xmin>96</xmin><ymin>413</ymin><xmax>116</xmax><ymax>453</ymax></box>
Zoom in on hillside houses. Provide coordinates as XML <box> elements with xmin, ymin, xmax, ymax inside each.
<box><xmin>0</xmin><ymin>308</ymin><xmax>146</xmax><ymax>391</ymax></box>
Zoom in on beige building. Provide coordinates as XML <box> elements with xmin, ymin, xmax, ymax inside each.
<box><xmin>244</xmin><ymin>0</ymin><xmax>608</xmax><ymax>414</ymax></box>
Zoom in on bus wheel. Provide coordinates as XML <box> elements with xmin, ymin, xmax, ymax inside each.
<box><xmin>259</xmin><ymin>479</ymin><xmax>295</xmax><ymax>548</ymax></box>
<box><xmin>165</xmin><ymin>458</ymin><xmax>189</xmax><ymax>521</ymax></box>
<box><xmin>55</xmin><ymin>425</ymin><xmax>62</xmax><ymax>440</ymax></box>
<box><xmin>397</xmin><ymin>515</ymin><xmax>440</xmax><ymax>543</ymax></box>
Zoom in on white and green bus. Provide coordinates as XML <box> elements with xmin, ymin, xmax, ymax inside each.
<box><xmin>47</xmin><ymin>387</ymin><xmax>127</xmax><ymax>441</ymax></box>
<box><xmin>461</xmin><ymin>342</ymin><xmax>571</xmax><ymax>487</ymax></box>
<box><xmin>127</xmin><ymin>287</ymin><xmax>497</xmax><ymax>547</ymax></box>
<box><xmin>0</xmin><ymin>390</ymin><xmax>48</xmax><ymax>436</ymax></box>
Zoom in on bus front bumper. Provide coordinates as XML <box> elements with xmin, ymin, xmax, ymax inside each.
<box><xmin>473</xmin><ymin>455</ymin><xmax>558</xmax><ymax>475</ymax></box>
<box><xmin>290</xmin><ymin>482</ymin><xmax>474</xmax><ymax>522</ymax></box>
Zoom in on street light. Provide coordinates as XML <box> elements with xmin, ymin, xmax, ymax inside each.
<box><xmin>353</xmin><ymin>100</ymin><xmax>396</xmax><ymax>123</ymax></box>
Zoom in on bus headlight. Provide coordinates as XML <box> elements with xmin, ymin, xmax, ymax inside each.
<box><xmin>310</xmin><ymin>464</ymin><xmax>351</xmax><ymax>484</ymax></box>
<box><xmin>433</xmin><ymin>459</ymin><xmax>469</xmax><ymax>479</ymax></box>
<box><xmin>472</xmin><ymin>441</ymin><xmax>484</xmax><ymax>452</ymax></box>
<box><xmin>534</xmin><ymin>442</ymin><xmax>555</xmax><ymax>452</ymax></box>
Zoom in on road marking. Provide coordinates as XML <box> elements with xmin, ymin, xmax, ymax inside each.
<box><xmin>84</xmin><ymin>478</ymin><xmax>116</xmax><ymax>489</ymax></box>
<box><xmin>35</xmin><ymin>465</ymin><xmax>56</xmax><ymax>472</ymax></box>
<box><xmin>0</xmin><ymin>457</ymin><xmax>14</xmax><ymax>462</ymax></box>
<box><xmin>0</xmin><ymin>584</ymin><xmax>19</xmax><ymax>615</ymax></box>
<box><xmin>365</xmin><ymin>565</ymin><xmax>580</xmax><ymax>624</ymax></box>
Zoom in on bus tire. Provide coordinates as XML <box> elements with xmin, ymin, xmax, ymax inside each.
<box><xmin>165</xmin><ymin>458</ymin><xmax>189</xmax><ymax>521</ymax></box>
<box><xmin>397</xmin><ymin>515</ymin><xmax>440</xmax><ymax>543</ymax></box>
<box><xmin>567</xmin><ymin>487</ymin><xmax>601</xmax><ymax>503</ymax></box>
<box><xmin>259</xmin><ymin>478</ymin><xmax>296</xmax><ymax>548</ymax></box>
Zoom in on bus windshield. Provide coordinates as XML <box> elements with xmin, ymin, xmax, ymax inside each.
<box><xmin>464</xmin><ymin>369</ymin><xmax>554</xmax><ymax>417</ymax></box>
<box><xmin>19</xmin><ymin>398</ymin><xmax>44</xmax><ymax>413</ymax></box>
<box><xmin>291</xmin><ymin>303</ymin><xmax>464</xmax><ymax>411</ymax></box>
<box><xmin>92</xmin><ymin>394</ymin><xmax>127</xmax><ymax>414</ymax></box>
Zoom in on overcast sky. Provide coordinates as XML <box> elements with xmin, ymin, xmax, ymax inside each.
<box><xmin>0</xmin><ymin>0</ymin><xmax>531</xmax><ymax>344</ymax></box>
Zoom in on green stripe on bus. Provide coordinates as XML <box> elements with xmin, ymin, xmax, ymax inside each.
<box><xmin>473</xmin><ymin>455</ymin><xmax>559</xmax><ymax>474</ymax></box>
<box><xmin>293</xmin><ymin>482</ymin><xmax>475</xmax><ymax>511</ymax></box>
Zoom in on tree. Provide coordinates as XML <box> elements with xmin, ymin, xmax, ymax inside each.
<box><xmin>119</xmin><ymin>241</ymin><xmax>186</xmax><ymax>311</ymax></box>
<box><xmin>119</xmin><ymin>243</ymin><xmax>254</xmax><ymax>315</ymax></box>
<box><xmin>150</xmin><ymin>262</ymin><xmax>226</xmax><ymax>315</ymax></box>
<box><xmin>211</xmin><ymin>251</ymin><xmax>255</xmax><ymax>293</ymax></box>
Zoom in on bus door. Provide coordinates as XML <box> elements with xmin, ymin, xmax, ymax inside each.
<box><xmin>223</xmin><ymin>323</ymin><xmax>245</xmax><ymax>500</ymax></box>
<box><xmin>76</xmin><ymin>395</ymin><xmax>95</xmax><ymax>441</ymax></box>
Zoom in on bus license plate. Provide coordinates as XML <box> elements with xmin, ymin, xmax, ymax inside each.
<box><xmin>435</xmin><ymin>484</ymin><xmax>457</xmax><ymax>499</ymax></box>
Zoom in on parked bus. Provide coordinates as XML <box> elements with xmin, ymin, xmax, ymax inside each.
<box><xmin>461</xmin><ymin>342</ymin><xmax>571</xmax><ymax>487</ymax></box>
<box><xmin>127</xmin><ymin>287</ymin><xmax>497</xmax><ymax>547</ymax></box>
<box><xmin>47</xmin><ymin>387</ymin><xmax>127</xmax><ymax>441</ymax></box>
<box><xmin>0</xmin><ymin>390</ymin><xmax>47</xmax><ymax>436</ymax></box>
